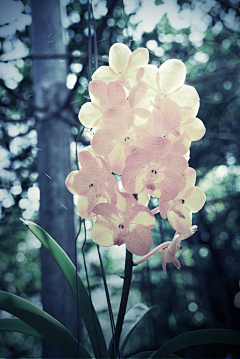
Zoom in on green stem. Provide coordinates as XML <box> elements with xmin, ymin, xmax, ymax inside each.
<box><xmin>110</xmin><ymin>249</ymin><xmax>133</xmax><ymax>359</ymax></box>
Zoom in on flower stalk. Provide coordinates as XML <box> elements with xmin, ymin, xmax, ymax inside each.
<box><xmin>110</xmin><ymin>249</ymin><xmax>133</xmax><ymax>359</ymax></box>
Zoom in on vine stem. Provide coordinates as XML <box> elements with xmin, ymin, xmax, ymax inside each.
<box><xmin>110</xmin><ymin>249</ymin><xmax>133</xmax><ymax>359</ymax></box>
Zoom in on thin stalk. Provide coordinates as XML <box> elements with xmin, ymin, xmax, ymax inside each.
<box><xmin>109</xmin><ymin>249</ymin><xmax>133</xmax><ymax>359</ymax></box>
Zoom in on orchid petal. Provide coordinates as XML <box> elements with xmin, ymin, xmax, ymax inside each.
<box><xmin>107</xmin><ymin>81</ymin><xmax>127</xmax><ymax>107</ymax></box>
<box><xmin>92</xmin><ymin>217</ymin><xmax>116</xmax><ymax>247</ymax></box>
<box><xmin>125</xmin><ymin>226</ymin><xmax>153</xmax><ymax>256</ymax></box>
<box><xmin>109</xmin><ymin>43</ymin><xmax>132</xmax><ymax>73</ymax></box>
<box><xmin>152</xmin><ymin>98</ymin><xmax>182</xmax><ymax>132</ymax></box>
<box><xmin>105</xmin><ymin>142</ymin><xmax>126</xmax><ymax>175</ymax></box>
<box><xmin>89</xmin><ymin>80</ymin><xmax>108</xmax><ymax>108</ymax></box>
<box><xmin>184</xmin><ymin>187</ymin><xmax>206</xmax><ymax>213</ymax></box>
<box><xmin>122</xmin><ymin>166</ymin><xmax>146</xmax><ymax>194</ymax></box>
<box><xmin>182</xmin><ymin>118</ymin><xmax>206</xmax><ymax>141</ymax></box>
<box><xmin>159</xmin><ymin>59</ymin><xmax>186</xmax><ymax>94</ymax></box>
<box><xmin>92</xmin><ymin>128</ymin><xmax>117</xmax><ymax>156</ymax></box>
<box><xmin>78</xmin><ymin>102</ymin><xmax>102</xmax><ymax>128</ymax></box>
<box><xmin>92</xmin><ymin>66</ymin><xmax>117</xmax><ymax>82</ymax></box>
<box><xmin>167</xmin><ymin>207</ymin><xmax>192</xmax><ymax>233</ymax></box>
<box><xmin>168</xmin><ymin>84</ymin><xmax>199</xmax><ymax>108</ymax></box>
<box><xmin>127</xmin><ymin>48</ymin><xmax>149</xmax><ymax>72</ymax></box>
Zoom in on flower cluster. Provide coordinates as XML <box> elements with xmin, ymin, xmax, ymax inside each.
<box><xmin>66</xmin><ymin>43</ymin><xmax>206</xmax><ymax>269</ymax></box>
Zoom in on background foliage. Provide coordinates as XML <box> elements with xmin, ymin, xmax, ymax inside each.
<box><xmin>0</xmin><ymin>0</ymin><xmax>240</xmax><ymax>357</ymax></box>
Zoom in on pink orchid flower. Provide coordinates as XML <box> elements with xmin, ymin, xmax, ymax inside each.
<box><xmin>122</xmin><ymin>137</ymin><xmax>188</xmax><ymax>199</ymax></box>
<box><xmin>65</xmin><ymin>151</ymin><xmax>118</xmax><ymax>218</ymax></box>
<box><xmin>92</xmin><ymin>192</ymin><xmax>155</xmax><ymax>256</ymax></box>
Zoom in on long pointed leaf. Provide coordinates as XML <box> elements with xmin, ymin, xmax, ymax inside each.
<box><xmin>0</xmin><ymin>290</ymin><xmax>90</xmax><ymax>359</ymax></box>
<box><xmin>151</xmin><ymin>329</ymin><xmax>240</xmax><ymax>358</ymax></box>
<box><xmin>119</xmin><ymin>303</ymin><xmax>160</xmax><ymax>356</ymax></box>
<box><xmin>0</xmin><ymin>318</ymin><xmax>46</xmax><ymax>341</ymax></box>
<box><xmin>20</xmin><ymin>219</ymin><xmax>108</xmax><ymax>359</ymax></box>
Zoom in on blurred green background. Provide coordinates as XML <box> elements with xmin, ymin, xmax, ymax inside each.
<box><xmin>0</xmin><ymin>0</ymin><xmax>240</xmax><ymax>358</ymax></box>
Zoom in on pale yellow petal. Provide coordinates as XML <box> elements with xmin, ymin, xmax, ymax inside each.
<box><xmin>92</xmin><ymin>217</ymin><xmax>116</xmax><ymax>247</ymax></box>
<box><xmin>127</xmin><ymin>48</ymin><xmax>149</xmax><ymax>72</ymax></box>
<box><xmin>159</xmin><ymin>59</ymin><xmax>186</xmax><ymax>94</ymax></box>
<box><xmin>167</xmin><ymin>207</ymin><xmax>192</xmax><ymax>233</ymax></box>
<box><xmin>78</xmin><ymin>102</ymin><xmax>102</xmax><ymax>128</ymax></box>
<box><xmin>130</xmin><ymin>205</ymin><xmax>155</xmax><ymax>228</ymax></box>
<box><xmin>184</xmin><ymin>186</ymin><xmax>206</xmax><ymax>213</ymax></box>
<box><xmin>137</xmin><ymin>190</ymin><xmax>150</xmax><ymax>207</ymax></box>
<box><xmin>109</xmin><ymin>43</ymin><xmax>132</xmax><ymax>73</ymax></box>
<box><xmin>92</xmin><ymin>66</ymin><xmax>117</xmax><ymax>82</ymax></box>
<box><xmin>182</xmin><ymin>118</ymin><xmax>206</xmax><ymax>141</ymax></box>
<box><xmin>168</xmin><ymin>84</ymin><xmax>199</xmax><ymax>108</ymax></box>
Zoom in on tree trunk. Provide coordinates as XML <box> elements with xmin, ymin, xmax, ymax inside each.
<box><xmin>30</xmin><ymin>1</ymin><xmax>79</xmax><ymax>357</ymax></box>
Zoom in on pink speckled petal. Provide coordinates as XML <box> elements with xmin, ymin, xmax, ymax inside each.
<box><xmin>147</xmin><ymin>137</ymin><xmax>172</xmax><ymax>164</ymax></box>
<box><xmin>129</xmin><ymin>82</ymin><xmax>148</xmax><ymax>109</ymax></box>
<box><xmin>107</xmin><ymin>81</ymin><xmax>127</xmax><ymax>107</ymax></box>
<box><xmin>184</xmin><ymin>186</ymin><xmax>206</xmax><ymax>213</ymax></box>
<box><xmin>122</xmin><ymin>166</ymin><xmax>146</xmax><ymax>194</ymax></box>
<box><xmin>168</xmin><ymin>85</ymin><xmax>199</xmax><ymax>108</ymax></box>
<box><xmin>88</xmin><ymin>80</ymin><xmax>108</xmax><ymax>108</ymax></box>
<box><xmin>92</xmin><ymin>203</ymin><xmax>119</xmax><ymax>218</ymax></box>
<box><xmin>126</xmin><ymin>226</ymin><xmax>153</xmax><ymax>256</ymax></box>
<box><xmin>159</xmin><ymin>59</ymin><xmax>186</xmax><ymax>94</ymax></box>
<box><xmin>78</xmin><ymin>151</ymin><xmax>96</xmax><ymax>172</ymax></box>
<box><xmin>115</xmin><ymin>191</ymin><xmax>134</xmax><ymax>215</ymax></box>
<box><xmin>152</xmin><ymin>98</ymin><xmax>182</xmax><ymax>132</ymax></box>
<box><xmin>159</xmin><ymin>176</ymin><xmax>181</xmax><ymax>201</ymax></box>
<box><xmin>92</xmin><ymin>128</ymin><xmax>117</xmax><ymax>156</ymax></box>
<box><xmin>167</xmin><ymin>207</ymin><xmax>192</xmax><ymax>233</ymax></box>
<box><xmin>109</xmin><ymin>43</ymin><xmax>132</xmax><ymax>73</ymax></box>
<box><xmin>102</xmin><ymin>106</ymin><xmax>134</xmax><ymax>136</ymax></box>
<box><xmin>106</xmin><ymin>142</ymin><xmax>126</xmax><ymax>175</ymax></box>
<box><xmin>127</xmin><ymin>48</ymin><xmax>149</xmax><ymax>72</ymax></box>
<box><xmin>78</xmin><ymin>102</ymin><xmax>102</xmax><ymax>128</ymax></box>
<box><xmin>125</xmin><ymin>148</ymin><xmax>150</xmax><ymax>169</ymax></box>
<box><xmin>161</xmin><ymin>153</ymin><xmax>188</xmax><ymax>177</ymax></box>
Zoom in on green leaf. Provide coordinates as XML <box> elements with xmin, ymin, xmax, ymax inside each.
<box><xmin>151</xmin><ymin>329</ymin><xmax>240</xmax><ymax>358</ymax></box>
<box><xmin>155</xmin><ymin>0</ymin><xmax>164</xmax><ymax>5</ymax></box>
<box><xmin>119</xmin><ymin>303</ymin><xmax>160</xmax><ymax>356</ymax></box>
<box><xmin>0</xmin><ymin>318</ymin><xmax>46</xmax><ymax>341</ymax></box>
<box><xmin>0</xmin><ymin>290</ymin><xmax>91</xmax><ymax>359</ymax></box>
<box><xmin>20</xmin><ymin>219</ymin><xmax>108</xmax><ymax>359</ymax></box>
